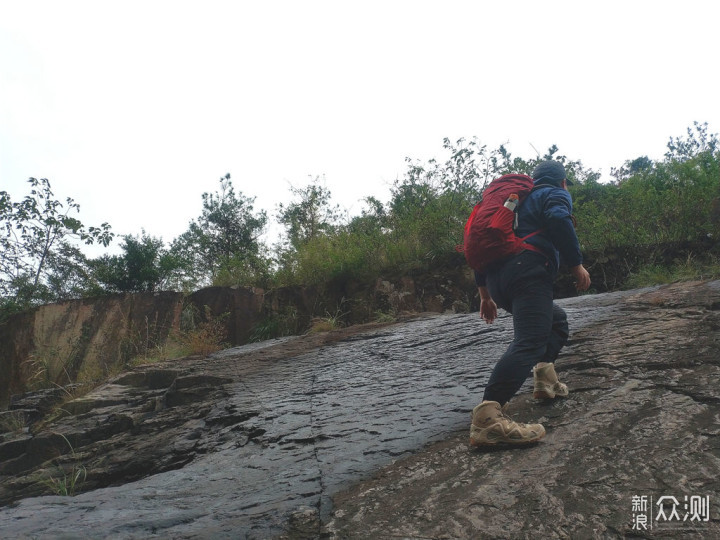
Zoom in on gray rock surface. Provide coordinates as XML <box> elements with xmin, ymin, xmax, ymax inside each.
<box><xmin>1</xmin><ymin>281</ymin><xmax>719</xmax><ymax>539</ymax></box>
<box><xmin>326</xmin><ymin>281</ymin><xmax>720</xmax><ymax>539</ymax></box>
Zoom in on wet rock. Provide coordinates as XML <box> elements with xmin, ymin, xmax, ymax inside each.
<box><xmin>0</xmin><ymin>366</ymin><xmax>237</xmax><ymax>506</ymax></box>
<box><xmin>165</xmin><ymin>374</ymin><xmax>232</xmax><ymax>407</ymax></box>
<box><xmin>0</xmin><ymin>433</ymin><xmax>32</xmax><ymax>462</ymax></box>
<box><xmin>113</xmin><ymin>368</ymin><xmax>182</xmax><ymax>389</ymax></box>
<box><xmin>8</xmin><ymin>387</ymin><xmax>70</xmax><ymax>424</ymax></box>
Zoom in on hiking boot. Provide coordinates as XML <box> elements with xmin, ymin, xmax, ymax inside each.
<box><xmin>533</xmin><ymin>362</ymin><xmax>569</xmax><ymax>400</ymax></box>
<box><xmin>469</xmin><ymin>401</ymin><xmax>545</xmax><ymax>447</ymax></box>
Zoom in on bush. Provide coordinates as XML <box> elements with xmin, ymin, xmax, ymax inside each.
<box><xmin>178</xmin><ymin>305</ymin><xmax>229</xmax><ymax>356</ymax></box>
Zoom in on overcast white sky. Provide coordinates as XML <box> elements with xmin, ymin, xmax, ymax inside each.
<box><xmin>1</xmin><ymin>0</ymin><xmax>718</xmax><ymax>255</ymax></box>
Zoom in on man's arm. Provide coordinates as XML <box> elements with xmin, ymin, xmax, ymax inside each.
<box><xmin>478</xmin><ymin>286</ymin><xmax>497</xmax><ymax>324</ymax></box>
<box><xmin>543</xmin><ymin>189</ymin><xmax>583</xmax><ymax>268</ymax></box>
<box><xmin>474</xmin><ymin>271</ymin><xmax>497</xmax><ymax>323</ymax></box>
<box><xmin>545</xmin><ymin>189</ymin><xmax>591</xmax><ymax>291</ymax></box>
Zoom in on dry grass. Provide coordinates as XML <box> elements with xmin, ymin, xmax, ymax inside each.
<box><xmin>179</xmin><ymin>306</ymin><xmax>229</xmax><ymax>356</ymax></box>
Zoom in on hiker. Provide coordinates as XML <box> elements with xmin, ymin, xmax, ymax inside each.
<box><xmin>469</xmin><ymin>160</ymin><xmax>591</xmax><ymax>447</ymax></box>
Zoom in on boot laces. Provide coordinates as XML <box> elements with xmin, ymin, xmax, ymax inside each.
<box><xmin>497</xmin><ymin>405</ymin><xmax>521</xmax><ymax>427</ymax></box>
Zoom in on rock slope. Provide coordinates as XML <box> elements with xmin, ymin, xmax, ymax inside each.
<box><xmin>326</xmin><ymin>281</ymin><xmax>720</xmax><ymax>539</ymax></box>
<box><xmin>0</xmin><ymin>281</ymin><xmax>718</xmax><ymax>539</ymax></box>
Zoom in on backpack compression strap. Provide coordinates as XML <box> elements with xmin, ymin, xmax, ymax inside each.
<box><xmin>518</xmin><ymin>229</ymin><xmax>548</xmax><ymax>257</ymax></box>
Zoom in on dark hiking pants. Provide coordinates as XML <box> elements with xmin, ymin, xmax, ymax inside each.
<box><xmin>482</xmin><ymin>251</ymin><xmax>569</xmax><ymax>405</ymax></box>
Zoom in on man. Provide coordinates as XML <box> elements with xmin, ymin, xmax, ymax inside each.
<box><xmin>469</xmin><ymin>160</ymin><xmax>591</xmax><ymax>447</ymax></box>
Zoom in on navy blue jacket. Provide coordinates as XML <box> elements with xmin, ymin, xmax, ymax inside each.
<box><xmin>475</xmin><ymin>181</ymin><xmax>583</xmax><ymax>286</ymax></box>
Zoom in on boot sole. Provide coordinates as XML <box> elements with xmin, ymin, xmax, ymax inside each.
<box><xmin>469</xmin><ymin>430</ymin><xmax>546</xmax><ymax>447</ymax></box>
<box><xmin>533</xmin><ymin>387</ymin><xmax>569</xmax><ymax>400</ymax></box>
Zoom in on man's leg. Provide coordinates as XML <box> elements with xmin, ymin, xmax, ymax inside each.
<box><xmin>541</xmin><ymin>303</ymin><xmax>569</xmax><ymax>363</ymax></box>
<box><xmin>532</xmin><ymin>302</ymin><xmax>570</xmax><ymax>399</ymax></box>
<box><xmin>482</xmin><ymin>275</ymin><xmax>554</xmax><ymax>406</ymax></box>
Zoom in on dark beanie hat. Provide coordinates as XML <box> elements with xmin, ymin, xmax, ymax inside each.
<box><xmin>532</xmin><ymin>160</ymin><xmax>573</xmax><ymax>186</ymax></box>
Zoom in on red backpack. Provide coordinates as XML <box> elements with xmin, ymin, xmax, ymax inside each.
<box><xmin>458</xmin><ymin>174</ymin><xmax>543</xmax><ymax>272</ymax></box>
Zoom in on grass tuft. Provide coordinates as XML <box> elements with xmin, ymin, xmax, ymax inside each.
<box><xmin>41</xmin><ymin>433</ymin><xmax>87</xmax><ymax>497</ymax></box>
<box><xmin>625</xmin><ymin>254</ymin><xmax>720</xmax><ymax>289</ymax></box>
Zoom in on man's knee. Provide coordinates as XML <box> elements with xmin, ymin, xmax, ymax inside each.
<box><xmin>552</xmin><ymin>304</ymin><xmax>568</xmax><ymax>322</ymax></box>
<box><xmin>552</xmin><ymin>305</ymin><xmax>569</xmax><ymax>333</ymax></box>
<box><xmin>508</xmin><ymin>341</ymin><xmax>548</xmax><ymax>366</ymax></box>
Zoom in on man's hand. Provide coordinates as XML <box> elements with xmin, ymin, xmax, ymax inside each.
<box><xmin>480</xmin><ymin>298</ymin><xmax>498</xmax><ymax>324</ymax></box>
<box><xmin>478</xmin><ymin>286</ymin><xmax>497</xmax><ymax>324</ymax></box>
<box><xmin>571</xmin><ymin>264</ymin><xmax>591</xmax><ymax>292</ymax></box>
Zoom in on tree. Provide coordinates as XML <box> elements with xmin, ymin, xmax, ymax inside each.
<box><xmin>92</xmin><ymin>232</ymin><xmax>183</xmax><ymax>292</ymax></box>
<box><xmin>610</xmin><ymin>156</ymin><xmax>654</xmax><ymax>183</ymax></box>
<box><xmin>665</xmin><ymin>121</ymin><xmax>718</xmax><ymax>162</ymax></box>
<box><xmin>0</xmin><ymin>178</ymin><xmax>113</xmax><ymax>311</ymax></box>
<box><xmin>345</xmin><ymin>196</ymin><xmax>388</xmax><ymax>236</ymax></box>
<box><xmin>277</xmin><ymin>178</ymin><xmax>340</xmax><ymax>250</ymax></box>
<box><xmin>171</xmin><ymin>174</ymin><xmax>267</xmax><ymax>287</ymax></box>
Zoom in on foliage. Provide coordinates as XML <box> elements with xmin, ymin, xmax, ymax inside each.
<box><xmin>171</xmin><ymin>174</ymin><xmax>268</xmax><ymax>289</ymax></box>
<box><xmin>572</xmin><ymin>121</ymin><xmax>720</xmax><ymax>255</ymax></box>
<box><xmin>21</xmin><ymin>347</ymin><xmax>64</xmax><ymax>390</ymax></box>
<box><xmin>248</xmin><ymin>306</ymin><xmax>300</xmax><ymax>342</ymax></box>
<box><xmin>277</xmin><ymin>178</ymin><xmax>341</xmax><ymax>250</ymax></box>
<box><xmin>92</xmin><ymin>232</ymin><xmax>184</xmax><ymax>292</ymax></box>
<box><xmin>274</xmin><ymin>178</ymin><xmax>342</xmax><ymax>283</ymax></box>
<box><xmin>4</xmin><ymin>124</ymin><xmax>718</xmax><ymax>317</ymax></box>
<box><xmin>625</xmin><ymin>254</ymin><xmax>720</xmax><ymax>290</ymax></box>
<box><xmin>211</xmin><ymin>248</ymin><xmax>273</xmax><ymax>290</ymax></box>
<box><xmin>373</xmin><ymin>310</ymin><xmax>397</xmax><ymax>323</ymax></box>
<box><xmin>269</xmin><ymin>125</ymin><xmax>719</xmax><ymax>293</ymax></box>
<box><xmin>0</xmin><ymin>178</ymin><xmax>113</xmax><ymax>312</ymax></box>
<box><xmin>0</xmin><ymin>410</ymin><xmax>27</xmax><ymax>434</ymax></box>
<box><xmin>272</xmin><ymin>137</ymin><xmax>599</xmax><ymax>288</ymax></box>
<box><xmin>307</xmin><ymin>303</ymin><xmax>349</xmax><ymax>334</ymax></box>
<box><xmin>665</xmin><ymin>121</ymin><xmax>718</xmax><ymax>162</ymax></box>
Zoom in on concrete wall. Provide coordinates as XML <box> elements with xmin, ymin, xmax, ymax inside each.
<box><xmin>1</xmin><ymin>292</ymin><xmax>186</xmax><ymax>407</ymax></box>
